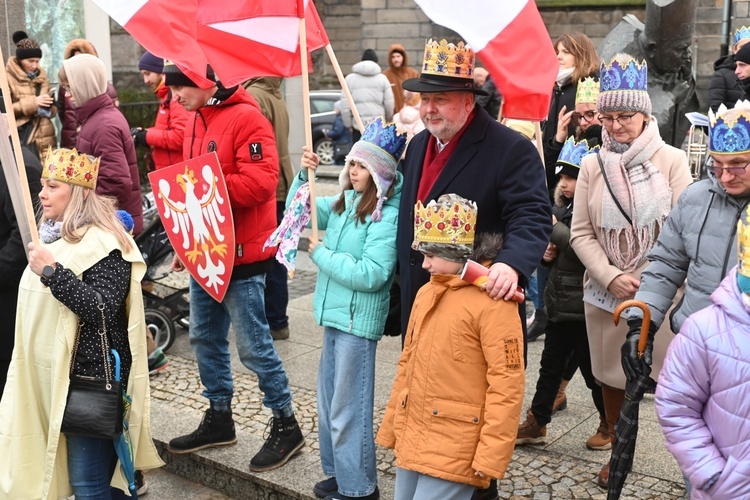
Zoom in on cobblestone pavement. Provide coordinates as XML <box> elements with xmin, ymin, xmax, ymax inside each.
<box><xmin>148</xmin><ymin>179</ymin><xmax>686</xmax><ymax>499</ymax></box>
<box><xmin>151</xmin><ymin>357</ymin><xmax>685</xmax><ymax>500</ymax></box>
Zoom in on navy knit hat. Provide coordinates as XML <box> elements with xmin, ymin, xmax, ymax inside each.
<box><xmin>138</xmin><ymin>51</ymin><xmax>164</xmax><ymax>73</ymax></box>
<box><xmin>13</xmin><ymin>31</ymin><xmax>41</xmax><ymax>61</ymax></box>
<box><xmin>163</xmin><ymin>60</ymin><xmax>215</xmax><ymax>87</ymax></box>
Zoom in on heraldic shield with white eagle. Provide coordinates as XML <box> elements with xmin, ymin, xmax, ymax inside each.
<box><xmin>148</xmin><ymin>152</ymin><xmax>235</xmax><ymax>302</ymax></box>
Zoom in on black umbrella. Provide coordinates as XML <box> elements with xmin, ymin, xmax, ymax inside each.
<box><xmin>607</xmin><ymin>299</ymin><xmax>656</xmax><ymax>500</ymax></box>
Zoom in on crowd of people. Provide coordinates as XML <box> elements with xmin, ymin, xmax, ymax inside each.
<box><xmin>0</xmin><ymin>22</ymin><xmax>748</xmax><ymax>500</ymax></box>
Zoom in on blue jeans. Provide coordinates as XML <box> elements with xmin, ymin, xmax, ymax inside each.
<box><xmin>317</xmin><ymin>327</ymin><xmax>378</xmax><ymax>497</ymax></box>
<box><xmin>264</xmin><ymin>202</ymin><xmax>289</xmax><ymax>331</ymax></box>
<box><xmin>535</xmin><ymin>266</ymin><xmax>549</xmax><ymax>310</ymax></box>
<box><xmin>527</xmin><ymin>271</ymin><xmax>538</xmax><ymax>306</ymax></box>
<box><xmin>395</xmin><ymin>467</ymin><xmax>474</xmax><ymax>500</ymax></box>
<box><xmin>189</xmin><ymin>274</ymin><xmax>293</xmax><ymax>416</ymax></box>
<box><xmin>66</xmin><ymin>435</ymin><xmax>134</xmax><ymax>499</ymax></box>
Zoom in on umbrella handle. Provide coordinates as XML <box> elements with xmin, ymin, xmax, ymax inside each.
<box><xmin>613</xmin><ymin>299</ymin><xmax>651</xmax><ymax>359</ymax></box>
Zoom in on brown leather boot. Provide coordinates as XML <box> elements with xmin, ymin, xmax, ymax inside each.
<box><xmin>516</xmin><ymin>410</ymin><xmax>547</xmax><ymax>445</ymax></box>
<box><xmin>596</xmin><ymin>385</ymin><xmax>625</xmax><ymax>489</ymax></box>
<box><xmin>596</xmin><ymin>461</ymin><xmax>610</xmax><ymax>489</ymax></box>
<box><xmin>552</xmin><ymin>379</ymin><xmax>569</xmax><ymax>413</ymax></box>
<box><xmin>586</xmin><ymin>416</ymin><xmax>613</xmax><ymax>450</ymax></box>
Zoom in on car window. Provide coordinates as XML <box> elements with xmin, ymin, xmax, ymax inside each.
<box><xmin>311</xmin><ymin>96</ymin><xmax>336</xmax><ymax>114</ymax></box>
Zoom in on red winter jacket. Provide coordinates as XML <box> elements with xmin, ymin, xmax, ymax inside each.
<box><xmin>183</xmin><ymin>86</ymin><xmax>278</xmax><ymax>266</ymax></box>
<box><xmin>76</xmin><ymin>94</ymin><xmax>143</xmax><ymax>235</ymax></box>
<box><xmin>147</xmin><ymin>84</ymin><xmax>190</xmax><ymax>170</ymax></box>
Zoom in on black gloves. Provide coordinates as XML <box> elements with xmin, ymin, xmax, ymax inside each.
<box><xmin>621</xmin><ymin>318</ymin><xmax>657</xmax><ymax>381</ymax></box>
<box><xmin>133</xmin><ymin>128</ymin><xmax>148</xmax><ymax>148</ymax></box>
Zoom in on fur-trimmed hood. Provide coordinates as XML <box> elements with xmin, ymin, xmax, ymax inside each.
<box><xmin>64</xmin><ymin>39</ymin><xmax>97</xmax><ymax>60</ymax></box>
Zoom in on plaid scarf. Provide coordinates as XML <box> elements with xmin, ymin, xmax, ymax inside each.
<box><xmin>599</xmin><ymin>117</ymin><xmax>671</xmax><ymax>271</ymax></box>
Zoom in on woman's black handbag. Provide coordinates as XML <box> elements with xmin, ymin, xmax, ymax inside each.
<box><xmin>61</xmin><ymin>293</ymin><xmax>123</xmax><ymax>439</ymax></box>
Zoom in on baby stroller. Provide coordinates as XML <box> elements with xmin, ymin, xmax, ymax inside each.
<box><xmin>137</xmin><ymin>192</ymin><xmax>190</xmax><ymax>352</ymax></box>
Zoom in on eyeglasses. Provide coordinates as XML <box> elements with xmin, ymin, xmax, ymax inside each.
<box><xmin>572</xmin><ymin>110</ymin><xmax>596</xmax><ymax>123</ymax></box>
<box><xmin>706</xmin><ymin>157</ymin><xmax>750</xmax><ymax>177</ymax></box>
<box><xmin>598</xmin><ymin>113</ymin><xmax>638</xmax><ymax>127</ymax></box>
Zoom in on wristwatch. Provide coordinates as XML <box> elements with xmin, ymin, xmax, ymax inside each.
<box><xmin>42</xmin><ymin>264</ymin><xmax>57</xmax><ymax>279</ymax></box>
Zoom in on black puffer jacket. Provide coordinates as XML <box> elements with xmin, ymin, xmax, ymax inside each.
<box><xmin>543</xmin><ymin>185</ymin><xmax>585</xmax><ymax>322</ymax></box>
<box><xmin>542</xmin><ymin>80</ymin><xmax>576</xmax><ymax>198</ymax></box>
<box><xmin>708</xmin><ymin>55</ymin><xmax>745</xmax><ymax>112</ymax></box>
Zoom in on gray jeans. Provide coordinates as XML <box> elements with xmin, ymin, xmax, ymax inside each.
<box><xmin>395</xmin><ymin>467</ymin><xmax>475</xmax><ymax>500</ymax></box>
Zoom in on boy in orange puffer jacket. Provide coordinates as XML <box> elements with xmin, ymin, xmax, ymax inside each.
<box><xmin>377</xmin><ymin>194</ymin><xmax>525</xmax><ymax>499</ymax></box>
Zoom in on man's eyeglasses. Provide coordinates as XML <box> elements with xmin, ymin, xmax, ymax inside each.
<box><xmin>706</xmin><ymin>158</ymin><xmax>750</xmax><ymax>177</ymax></box>
<box><xmin>598</xmin><ymin>113</ymin><xmax>638</xmax><ymax>127</ymax></box>
<box><xmin>572</xmin><ymin>111</ymin><xmax>596</xmax><ymax>123</ymax></box>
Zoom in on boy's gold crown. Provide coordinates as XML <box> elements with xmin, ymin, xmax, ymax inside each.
<box><xmin>422</xmin><ymin>38</ymin><xmax>475</xmax><ymax>79</ymax></box>
<box><xmin>414</xmin><ymin>198</ymin><xmax>476</xmax><ymax>245</ymax></box>
<box><xmin>42</xmin><ymin>147</ymin><xmax>99</xmax><ymax>189</ymax></box>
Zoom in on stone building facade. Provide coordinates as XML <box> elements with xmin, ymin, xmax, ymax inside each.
<box><xmin>2</xmin><ymin>0</ymin><xmax>747</xmax><ymax>110</ymax></box>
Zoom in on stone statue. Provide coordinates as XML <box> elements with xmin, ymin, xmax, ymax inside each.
<box><xmin>598</xmin><ymin>0</ymin><xmax>700</xmax><ymax>147</ymax></box>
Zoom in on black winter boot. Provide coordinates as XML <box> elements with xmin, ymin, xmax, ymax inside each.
<box><xmin>526</xmin><ymin>309</ymin><xmax>548</xmax><ymax>342</ymax></box>
<box><xmin>249</xmin><ymin>414</ymin><xmax>305</xmax><ymax>472</ymax></box>
<box><xmin>168</xmin><ymin>408</ymin><xmax>237</xmax><ymax>454</ymax></box>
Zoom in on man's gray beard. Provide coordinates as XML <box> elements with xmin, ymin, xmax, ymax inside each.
<box><xmin>425</xmin><ymin>109</ymin><xmax>470</xmax><ymax>143</ymax></box>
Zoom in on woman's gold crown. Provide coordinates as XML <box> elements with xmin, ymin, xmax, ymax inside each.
<box><xmin>42</xmin><ymin>147</ymin><xmax>100</xmax><ymax>189</ymax></box>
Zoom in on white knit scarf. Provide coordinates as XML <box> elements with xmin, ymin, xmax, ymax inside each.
<box><xmin>599</xmin><ymin>117</ymin><xmax>671</xmax><ymax>271</ymax></box>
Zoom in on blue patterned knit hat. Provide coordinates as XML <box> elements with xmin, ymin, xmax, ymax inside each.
<box><xmin>339</xmin><ymin>117</ymin><xmax>407</xmax><ymax>221</ymax></box>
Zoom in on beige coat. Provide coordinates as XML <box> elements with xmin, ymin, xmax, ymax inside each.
<box><xmin>6</xmin><ymin>57</ymin><xmax>57</xmax><ymax>156</ymax></box>
<box><xmin>570</xmin><ymin>144</ymin><xmax>693</xmax><ymax>389</ymax></box>
<box><xmin>0</xmin><ymin>226</ymin><xmax>162</xmax><ymax>499</ymax></box>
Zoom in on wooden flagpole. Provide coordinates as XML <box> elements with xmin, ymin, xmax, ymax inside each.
<box><xmin>534</xmin><ymin>122</ymin><xmax>545</xmax><ymax>166</ymax></box>
<box><xmin>299</xmin><ymin>6</ymin><xmax>318</xmax><ymax>241</ymax></box>
<box><xmin>0</xmin><ymin>47</ymin><xmax>39</xmax><ymax>250</ymax></box>
<box><xmin>325</xmin><ymin>44</ymin><xmax>364</xmax><ymax>133</ymax></box>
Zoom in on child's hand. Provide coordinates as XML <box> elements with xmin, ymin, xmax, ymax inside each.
<box><xmin>308</xmin><ymin>236</ymin><xmax>320</xmax><ymax>254</ymax></box>
<box><xmin>474</xmin><ymin>470</ymin><xmax>486</xmax><ymax>478</ymax></box>
<box><xmin>301</xmin><ymin>145</ymin><xmax>320</xmax><ymax>171</ymax></box>
<box><xmin>542</xmin><ymin>243</ymin><xmax>558</xmax><ymax>262</ymax></box>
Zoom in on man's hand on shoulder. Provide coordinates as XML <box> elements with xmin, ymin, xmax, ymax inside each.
<box><xmin>486</xmin><ymin>262</ymin><xmax>519</xmax><ymax>301</ymax></box>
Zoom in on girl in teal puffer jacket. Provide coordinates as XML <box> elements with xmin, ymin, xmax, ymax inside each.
<box><xmin>290</xmin><ymin>117</ymin><xmax>406</xmax><ymax>500</ymax></box>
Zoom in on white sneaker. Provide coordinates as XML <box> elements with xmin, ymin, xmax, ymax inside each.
<box><xmin>525</xmin><ymin>310</ymin><xmax>536</xmax><ymax>328</ymax></box>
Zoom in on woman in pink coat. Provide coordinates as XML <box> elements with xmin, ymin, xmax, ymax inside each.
<box><xmin>655</xmin><ymin>208</ymin><xmax>750</xmax><ymax>499</ymax></box>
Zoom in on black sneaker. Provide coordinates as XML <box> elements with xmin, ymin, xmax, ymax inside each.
<box><xmin>168</xmin><ymin>408</ymin><xmax>237</xmax><ymax>454</ymax></box>
<box><xmin>323</xmin><ymin>486</ymin><xmax>379</xmax><ymax>500</ymax></box>
<box><xmin>526</xmin><ymin>309</ymin><xmax>548</xmax><ymax>342</ymax></box>
<box><xmin>249</xmin><ymin>414</ymin><xmax>305</xmax><ymax>472</ymax></box>
<box><xmin>314</xmin><ymin>477</ymin><xmax>338</xmax><ymax>498</ymax></box>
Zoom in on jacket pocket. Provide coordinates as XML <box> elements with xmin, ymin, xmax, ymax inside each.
<box><xmin>707</xmin><ymin>454</ymin><xmax>750</xmax><ymax>498</ymax></box>
<box><xmin>444</xmin><ymin>314</ymin><xmax>485</xmax><ymax>365</ymax></box>
<box><xmin>427</xmin><ymin>398</ymin><xmax>483</xmax><ymax>460</ymax></box>
<box><xmin>392</xmin><ymin>387</ymin><xmax>409</xmax><ymax>439</ymax></box>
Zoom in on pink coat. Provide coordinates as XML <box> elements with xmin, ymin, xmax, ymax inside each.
<box><xmin>656</xmin><ymin>268</ymin><xmax>750</xmax><ymax>498</ymax></box>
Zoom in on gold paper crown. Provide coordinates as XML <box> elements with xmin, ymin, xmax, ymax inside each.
<box><xmin>414</xmin><ymin>197</ymin><xmax>477</xmax><ymax>246</ymax></box>
<box><xmin>42</xmin><ymin>147</ymin><xmax>100</xmax><ymax>189</ymax></box>
<box><xmin>422</xmin><ymin>38</ymin><xmax>476</xmax><ymax>79</ymax></box>
<box><xmin>575</xmin><ymin>76</ymin><xmax>599</xmax><ymax>105</ymax></box>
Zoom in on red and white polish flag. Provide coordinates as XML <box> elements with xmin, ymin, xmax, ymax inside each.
<box><xmin>92</xmin><ymin>0</ymin><xmax>215</xmax><ymax>89</ymax></box>
<box><xmin>92</xmin><ymin>0</ymin><xmax>328</xmax><ymax>86</ymax></box>
<box><xmin>414</xmin><ymin>0</ymin><xmax>557</xmax><ymax>121</ymax></box>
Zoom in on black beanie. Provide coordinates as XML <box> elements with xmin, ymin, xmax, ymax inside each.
<box><xmin>163</xmin><ymin>60</ymin><xmax>215</xmax><ymax>87</ymax></box>
<box><xmin>737</xmin><ymin>43</ymin><xmax>750</xmax><ymax>65</ymax></box>
<box><xmin>13</xmin><ymin>31</ymin><xmax>42</xmax><ymax>61</ymax></box>
<box><xmin>362</xmin><ymin>49</ymin><xmax>378</xmax><ymax>63</ymax></box>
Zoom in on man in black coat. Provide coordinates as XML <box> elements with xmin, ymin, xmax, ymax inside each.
<box><xmin>398</xmin><ymin>40</ymin><xmax>552</xmax><ymax>342</ymax></box>
<box><xmin>0</xmin><ymin>146</ymin><xmax>41</xmax><ymax>400</ymax></box>
<box><xmin>398</xmin><ymin>39</ymin><xmax>552</xmax><ymax>500</ymax></box>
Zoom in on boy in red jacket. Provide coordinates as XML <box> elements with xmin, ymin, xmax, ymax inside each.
<box><xmin>164</xmin><ymin>61</ymin><xmax>303</xmax><ymax>472</ymax></box>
